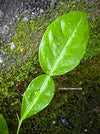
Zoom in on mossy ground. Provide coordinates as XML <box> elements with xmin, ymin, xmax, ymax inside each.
<box><xmin>0</xmin><ymin>0</ymin><xmax>100</xmax><ymax>134</ymax></box>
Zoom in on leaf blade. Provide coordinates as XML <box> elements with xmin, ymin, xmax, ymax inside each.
<box><xmin>0</xmin><ymin>114</ymin><xmax>9</xmax><ymax>134</ymax></box>
<box><xmin>39</xmin><ymin>11</ymin><xmax>89</xmax><ymax>76</ymax></box>
<box><xmin>21</xmin><ymin>74</ymin><xmax>55</xmax><ymax>120</ymax></box>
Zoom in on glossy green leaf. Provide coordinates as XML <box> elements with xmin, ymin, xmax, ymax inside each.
<box><xmin>39</xmin><ymin>11</ymin><xmax>89</xmax><ymax>76</ymax></box>
<box><xmin>0</xmin><ymin>114</ymin><xmax>9</xmax><ymax>134</ymax></box>
<box><xmin>21</xmin><ymin>74</ymin><xmax>55</xmax><ymax>120</ymax></box>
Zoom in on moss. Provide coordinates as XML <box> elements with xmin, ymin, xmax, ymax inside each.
<box><xmin>0</xmin><ymin>20</ymin><xmax>41</xmax><ymax>95</ymax></box>
<box><xmin>84</xmin><ymin>16</ymin><xmax>100</xmax><ymax>59</ymax></box>
<box><xmin>19</xmin><ymin>54</ymin><xmax>99</xmax><ymax>134</ymax></box>
<box><xmin>0</xmin><ymin>0</ymin><xmax>100</xmax><ymax>95</ymax></box>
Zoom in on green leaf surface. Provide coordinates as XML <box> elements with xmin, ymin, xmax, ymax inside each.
<box><xmin>21</xmin><ymin>74</ymin><xmax>55</xmax><ymax>120</ymax></box>
<box><xmin>0</xmin><ymin>114</ymin><xmax>9</xmax><ymax>134</ymax></box>
<box><xmin>39</xmin><ymin>11</ymin><xmax>89</xmax><ymax>76</ymax></box>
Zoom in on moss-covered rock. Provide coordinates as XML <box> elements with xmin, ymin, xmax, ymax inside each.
<box><xmin>0</xmin><ymin>0</ymin><xmax>100</xmax><ymax>134</ymax></box>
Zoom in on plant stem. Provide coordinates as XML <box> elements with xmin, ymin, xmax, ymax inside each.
<box><xmin>16</xmin><ymin>119</ymin><xmax>22</xmax><ymax>134</ymax></box>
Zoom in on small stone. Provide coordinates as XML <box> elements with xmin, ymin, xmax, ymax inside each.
<box><xmin>60</xmin><ymin>1</ymin><xmax>66</xmax><ymax>5</ymax></box>
<box><xmin>50</xmin><ymin>2</ymin><xmax>56</xmax><ymax>8</ymax></box>
<box><xmin>10</xmin><ymin>42</ymin><xmax>16</xmax><ymax>50</ymax></box>
<box><xmin>5</xmin><ymin>15</ymin><xmax>10</xmax><ymax>19</ymax></box>
<box><xmin>0</xmin><ymin>25</ymin><xmax>10</xmax><ymax>35</ymax></box>
<box><xmin>15</xmin><ymin>15</ymin><xmax>19</xmax><ymax>18</ymax></box>
<box><xmin>0</xmin><ymin>10</ymin><xmax>4</xmax><ymax>19</ymax></box>
<box><xmin>0</xmin><ymin>57</ymin><xmax>3</xmax><ymax>63</ymax></box>
<box><xmin>21</xmin><ymin>10</ymin><xmax>31</xmax><ymax>16</ymax></box>
<box><xmin>19</xmin><ymin>8</ymin><xmax>24</xmax><ymax>14</ymax></box>
<box><xmin>22</xmin><ymin>17</ymin><xmax>30</xmax><ymax>22</ymax></box>
<box><xmin>32</xmin><ymin>12</ymin><xmax>35</xmax><ymax>15</ymax></box>
<box><xmin>25</xmin><ymin>2</ymin><xmax>30</xmax><ymax>7</ymax></box>
<box><xmin>10</xmin><ymin>25</ymin><xmax>16</xmax><ymax>29</ymax></box>
<box><xmin>36</xmin><ymin>7</ymin><xmax>40</xmax><ymax>11</ymax></box>
<box><xmin>0</xmin><ymin>50</ymin><xmax>6</xmax><ymax>56</ymax></box>
<box><xmin>17</xmin><ymin>17</ymin><xmax>20</xmax><ymax>21</ymax></box>
<box><xmin>40</xmin><ymin>8</ymin><xmax>44</xmax><ymax>13</ymax></box>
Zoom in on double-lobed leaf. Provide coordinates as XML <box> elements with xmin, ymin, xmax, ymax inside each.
<box><xmin>21</xmin><ymin>74</ymin><xmax>55</xmax><ymax>120</ymax></box>
<box><xmin>0</xmin><ymin>114</ymin><xmax>9</xmax><ymax>134</ymax></box>
<box><xmin>39</xmin><ymin>11</ymin><xmax>89</xmax><ymax>76</ymax></box>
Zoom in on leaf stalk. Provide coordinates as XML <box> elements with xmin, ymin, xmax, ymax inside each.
<box><xmin>16</xmin><ymin>119</ymin><xmax>22</xmax><ymax>134</ymax></box>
